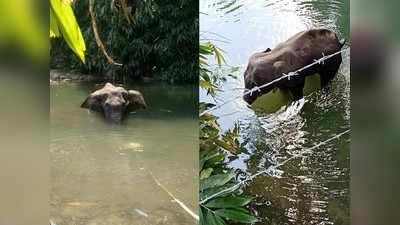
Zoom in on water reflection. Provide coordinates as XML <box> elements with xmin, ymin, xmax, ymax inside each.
<box><xmin>201</xmin><ymin>0</ymin><xmax>350</xmax><ymax>224</ymax></box>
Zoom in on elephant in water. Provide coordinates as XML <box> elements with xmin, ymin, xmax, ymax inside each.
<box><xmin>81</xmin><ymin>83</ymin><xmax>147</xmax><ymax>122</ymax></box>
<box><xmin>243</xmin><ymin>29</ymin><xmax>345</xmax><ymax>104</ymax></box>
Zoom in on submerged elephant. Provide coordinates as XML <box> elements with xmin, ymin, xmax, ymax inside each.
<box><xmin>81</xmin><ymin>83</ymin><xmax>147</xmax><ymax>122</ymax></box>
<box><xmin>243</xmin><ymin>29</ymin><xmax>345</xmax><ymax>104</ymax></box>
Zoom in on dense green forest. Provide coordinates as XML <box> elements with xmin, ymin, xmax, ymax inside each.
<box><xmin>50</xmin><ymin>0</ymin><xmax>198</xmax><ymax>84</ymax></box>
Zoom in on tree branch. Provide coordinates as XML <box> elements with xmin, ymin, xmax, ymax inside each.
<box><xmin>89</xmin><ymin>0</ymin><xmax>122</xmax><ymax>66</ymax></box>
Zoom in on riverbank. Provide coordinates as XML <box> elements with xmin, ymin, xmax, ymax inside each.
<box><xmin>50</xmin><ymin>70</ymin><xmax>168</xmax><ymax>86</ymax></box>
<box><xmin>50</xmin><ymin>70</ymin><xmax>104</xmax><ymax>84</ymax></box>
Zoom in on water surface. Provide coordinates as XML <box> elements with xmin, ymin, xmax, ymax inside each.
<box><xmin>50</xmin><ymin>82</ymin><xmax>198</xmax><ymax>225</ymax></box>
<box><xmin>200</xmin><ymin>0</ymin><xmax>350</xmax><ymax>224</ymax></box>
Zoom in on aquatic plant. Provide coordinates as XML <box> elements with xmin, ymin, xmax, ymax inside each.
<box><xmin>199</xmin><ymin>42</ymin><xmax>257</xmax><ymax>225</ymax></box>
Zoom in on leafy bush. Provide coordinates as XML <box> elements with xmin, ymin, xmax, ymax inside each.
<box><xmin>51</xmin><ymin>0</ymin><xmax>198</xmax><ymax>84</ymax></box>
<box><xmin>199</xmin><ymin>42</ymin><xmax>226</xmax><ymax>96</ymax></box>
<box><xmin>199</xmin><ymin>112</ymin><xmax>257</xmax><ymax>225</ymax></box>
<box><xmin>199</xmin><ymin>42</ymin><xmax>257</xmax><ymax>225</ymax></box>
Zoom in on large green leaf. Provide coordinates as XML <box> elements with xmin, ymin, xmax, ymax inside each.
<box><xmin>200</xmin><ymin>168</ymin><xmax>214</xmax><ymax>180</ymax></box>
<box><xmin>205</xmin><ymin>196</ymin><xmax>253</xmax><ymax>209</ymax></box>
<box><xmin>200</xmin><ymin>172</ymin><xmax>235</xmax><ymax>191</ymax></box>
<box><xmin>50</xmin><ymin>8</ymin><xmax>60</xmax><ymax>38</ymax></box>
<box><xmin>200</xmin><ymin>182</ymin><xmax>237</xmax><ymax>201</ymax></box>
<box><xmin>205</xmin><ymin>209</ymin><xmax>226</xmax><ymax>225</ymax></box>
<box><xmin>215</xmin><ymin>208</ymin><xmax>258</xmax><ymax>223</ymax></box>
<box><xmin>201</xmin><ymin>153</ymin><xmax>225</xmax><ymax>171</ymax></box>
<box><xmin>50</xmin><ymin>0</ymin><xmax>86</xmax><ymax>62</ymax></box>
<box><xmin>200</xmin><ymin>207</ymin><xmax>206</xmax><ymax>225</ymax></box>
<box><xmin>199</xmin><ymin>148</ymin><xmax>224</xmax><ymax>171</ymax></box>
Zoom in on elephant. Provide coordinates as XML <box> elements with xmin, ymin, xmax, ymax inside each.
<box><xmin>243</xmin><ymin>29</ymin><xmax>346</xmax><ymax>104</ymax></box>
<box><xmin>81</xmin><ymin>83</ymin><xmax>147</xmax><ymax>122</ymax></box>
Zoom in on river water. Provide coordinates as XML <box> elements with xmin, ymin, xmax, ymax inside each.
<box><xmin>50</xmin><ymin>82</ymin><xmax>198</xmax><ymax>225</ymax></box>
<box><xmin>200</xmin><ymin>0</ymin><xmax>350</xmax><ymax>224</ymax></box>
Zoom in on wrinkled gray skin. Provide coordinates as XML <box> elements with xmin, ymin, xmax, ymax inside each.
<box><xmin>81</xmin><ymin>83</ymin><xmax>147</xmax><ymax>122</ymax></box>
<box><xmin>243</xmin><ymin>29</ymin><xmax>345</xmax><ymax>104</ymax></box>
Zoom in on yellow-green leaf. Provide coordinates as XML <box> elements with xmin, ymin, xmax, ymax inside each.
<box><xmin>50</xmin><ymin>0</ymin><xmax>86</xmax><ymax>63</ymax></box>
<box><xmin>50</xmin><ymin>8</ymin><xmax>60</xmax><ymax>37</ymax></box>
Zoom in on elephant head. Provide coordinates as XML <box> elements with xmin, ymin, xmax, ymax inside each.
<box><xmin>81</xmin><ymin>83</ymin><xmax>147</xmax><ymax>122</ymax></box>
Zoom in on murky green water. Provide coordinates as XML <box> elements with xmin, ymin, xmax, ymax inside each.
<box><xmin>200</xmin><ymin>0</ymin><xmax>350</xmax><ymax>224</ymax></box>
<box><xmin>50</xmin><ymin>82</ymin><xmax>198</xmax><ymax>225</ymax></box>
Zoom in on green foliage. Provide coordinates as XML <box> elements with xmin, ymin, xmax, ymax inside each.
<box><xmin>51</xmin><ymin>0</ymin><xmax>198</xmax><ymax>83</ymax></box>
<box><xmin>0</xmin><ymin>0</ymin><xmax>47</xmax><ymax>61</ymax></box>
<box><xmin>50</xmin><ymin>0</ymin><xmax>86</xmax><ymax>63</ymax></box>
<box><xmin>199</xmin><ymin>42</ymin><xmax>226</xmax><ymax>96</ymax></box>
<box><xmin>200</xmin><ymin>112</ymin><xmax>241</xmax><ymax>155</ymax></box>
<box><xmin>199</xmin><ymin>40</ymin><xmax>257</xmax><ymax>224</ymax></box>
<box><xmin>199</xmin><ymin>111</ymin><xmax>257</xmax><ymax>225</ymax></box>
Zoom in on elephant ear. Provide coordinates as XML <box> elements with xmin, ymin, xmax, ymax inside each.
<box><xmin>126</xmin><ymin>90</ymin><xmax>147</xmax><ymax>111</ymax></box>
<box><xmin>81</xmin><ymin>94</ymin><xmax>104</xmax><ymax>112</ymax></box>
<box><xmin>81</xmin><ymin>96</ymin><xmax>91</xmax><ymax>108</ymax></box>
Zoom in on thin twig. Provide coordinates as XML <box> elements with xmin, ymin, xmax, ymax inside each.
<box><xmin>200</xmin><ymin>38</ymin><xmax>230</xmax><ymax>44</ymax></box>
<box><xmin>89</xmin><ymin>0</ymin><xmax>123</xmax><ymax>66</ymax></box>
<box><xmin>200</xmin><ymin>31</ymin><xmax>232</xmax><ymax>41</ymax></box>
